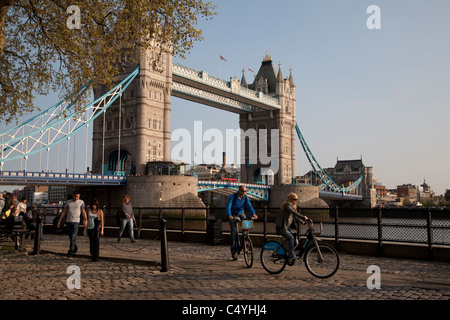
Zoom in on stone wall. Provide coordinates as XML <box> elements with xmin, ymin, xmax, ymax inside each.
<box><xmin>125</xmin><ymin>175</ymin><xmax>204</xmax><ymax>208</ymax></box>
<box><xmin>269</xmin><ymin>185</ymin><xmax>323</xmax><ymax>208</ymax></box>
<box><xmin>80</xmin><ymin>175</ymin><xmax>205</xmax><ymax>219</ymax></box>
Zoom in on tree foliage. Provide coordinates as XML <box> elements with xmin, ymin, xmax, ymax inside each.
<box><xmin>0</xmin><ymin>0</ymin><xmax>216</xmax><ymax>123</ymax></box>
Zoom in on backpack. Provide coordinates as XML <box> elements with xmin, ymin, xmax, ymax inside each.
<box><xmin>24</xmin><ymin>209</ymin><xmax>33</xmax><ymax>222</ymax></box>
<box><xmin>1</xmin><ymin>209</ymin><xmax>10</xmax><ymax>220</ymax></box>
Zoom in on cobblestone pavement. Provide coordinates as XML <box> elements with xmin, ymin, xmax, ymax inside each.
<box><xmin>1</xmin><ymin>234</ymin><xmax>449</xmax><ymax>304</ymax></box>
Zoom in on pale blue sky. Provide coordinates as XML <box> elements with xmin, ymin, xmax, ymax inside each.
<box><xmin>2</xmin><ymin>0</ymin><xmax>450</xmax><ymax>195</ymax></box>
<box><xmin>170</xmin><ymin>0</ymin><xmax>450</xmax><ymax>195</ymax></box>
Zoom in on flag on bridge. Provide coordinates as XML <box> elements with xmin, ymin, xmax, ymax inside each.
<box><xmin>220</xmin><ymin>55</ymin><xmax>227</xmax><ymax>61</ymax></box>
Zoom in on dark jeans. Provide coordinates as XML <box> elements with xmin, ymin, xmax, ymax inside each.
<box><xmin>65</xmin><ymin>222</ymin><xmax>79</xmax><ymax>255</ymax></box>
<box><xmin>87</xmin><ymin>228</ymin><xmax>99</xmax><ymax>260</ymax></box>
<box><xmin>276</xmin><ymin>225</ymin><xmax>298</xmax><ymax>258</ymax></box>
<box><xmin>229</xmin><ymin>213</ymin><xmax>246</xmax><ymax>254</ymax></box>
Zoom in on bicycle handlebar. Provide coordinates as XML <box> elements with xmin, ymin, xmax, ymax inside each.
<box><xmin>233</xmin><ymin>216</ymin><xmax>255</xmax><ymax>222</ymax></box>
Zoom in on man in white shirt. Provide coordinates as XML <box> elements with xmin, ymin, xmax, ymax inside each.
<box><xmin>57</xmin><ymin>191</ymin><xmax>87</xmax><ymax>258</ymax></box>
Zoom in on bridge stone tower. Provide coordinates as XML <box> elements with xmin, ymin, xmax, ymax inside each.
<box><xmin>239</xmin><ymin>53</ymin><xmax>296</xmax><ymax>186</ymax></box>
<box><xmin>92</xmin><ymin>48</ymin><xmax>172</xmax><ymax>175</ymax></box>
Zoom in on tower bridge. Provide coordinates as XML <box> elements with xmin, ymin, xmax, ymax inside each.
<box><xmin>0</xmin><ymin>48</ymin><xmax>376</xmax><ymax>208</ymax></box>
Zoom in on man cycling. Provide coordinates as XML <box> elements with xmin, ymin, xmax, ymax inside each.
<box><xmin>226</xmin><ymin>185</ymin><xmax>258</xmax><ymax>260</ymax></box>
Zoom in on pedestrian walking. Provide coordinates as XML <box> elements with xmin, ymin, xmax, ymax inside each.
<box><xmin>117</xmin><ymin>194</ymin><xmax>137</xmax><ymax>243</ymax></box>
<box><xmin>87</xmin><ymin>198</ymin><xmax>104</xmax><ymax>260</ymax></box>
<box><xmin>56</xmin><ymin>191</ymin><xmax>88</xmax><ymax>258</ymax></box>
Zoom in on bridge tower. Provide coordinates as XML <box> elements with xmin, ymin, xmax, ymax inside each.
<box><xmin>91</xmin><ymin>48</ymin><xmax>172</xmax><ymax>175</ymax></box>
<box><xmin>240</xmin><ymin>52</ymin><xmax>296</xmax><ymax>185</ymax></box>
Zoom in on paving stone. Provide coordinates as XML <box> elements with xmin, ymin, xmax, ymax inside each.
<box><xmin>0</xmin><ymin>234</ymin><xmax>448</xmax><ymax>304</ymax></box>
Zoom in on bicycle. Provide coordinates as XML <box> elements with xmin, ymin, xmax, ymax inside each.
<box><xmin>260</xmin><ymin>218</ymin><xmax>339</xmax><ymax>278</ymax></box>
<box><xmin>234</xmin><ymin>216</ymin><xmax>254</xmax><ymax>268</ymax></box>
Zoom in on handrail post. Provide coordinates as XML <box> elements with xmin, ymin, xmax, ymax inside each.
<box><xmin>263</xmin><ymin>205</ymin><xmax>268</xmax><ymax>243</ymax></box>
<box><xmin>160</xmin><ymin>218</ymin><xmax>170</xmax><ymax>272</ymax></box>
<box><xmin>426</xmin><ymin>209</ymin><xmax>433</xmax><ymax>260</ymax></box>
<box><xmin>334</xmin><ymin>206</ymin><xmax>339</xmax><ymax>250</ymax></box>
<box><xmin>138</xmin><ymin>206</ymin><xmax>142</xmax><ymax>239</ymax></box>
<box><xmin>43</xmin><ymin>206</ymin><xmax>48</xmax><ymax>231</ymax></box>
<box><xmin>33</xmin><ymin>216</ymin><xmax>42</xmax><ymax>255</ymax></box>
<box><xmin>377</xmin><ymin>206</ymin><xmax>383</xmax><ymax>256</ymax></box>
<box><xmin>181</xmin><ymin>206</ymin><xmax>186</xmax><ymax>242</ymax></box>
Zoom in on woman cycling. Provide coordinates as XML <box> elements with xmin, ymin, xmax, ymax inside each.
<box><xmin>275</xmin><ymin>192</ymin><xmax>308</xmax><ymax>264</ymax></box>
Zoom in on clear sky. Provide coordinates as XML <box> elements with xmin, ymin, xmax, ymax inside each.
<box><xmin>169</xmin><ymin>0</ymin><xmax>450</xmax><ymax>195</ymax></box>
<box><xmin>2</xmin><ymin>0</ymin><xmax>450</xmax><ymax>195</ymax></box>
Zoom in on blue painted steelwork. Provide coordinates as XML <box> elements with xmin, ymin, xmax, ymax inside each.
<box><xmin>197</xmin><ymin>180</ymin><xmax>270</xmax><ymax>201</ymax></box>
<box><xmin>0</xmin><ymin>84</ymin><xmax>90</xmax><ymax>139</ymax></box>
<box><xmin>319</xmin><ymin>190</ymin><xmax>363</xmax><ymax>201</ymax></box>
<box><xmin>0</xmin><ymin>66</ymin><xmax>140</xmax><ymax>163</ymax></box>
<box><xmin>0</xmin><ymin>170</ymin><xmax>126</xmax><ymax>186</ymax></box>
<box><xmin>295</xmin><ymin>122</ymin><xmax>363</xmax><ymax>195</ymax></box>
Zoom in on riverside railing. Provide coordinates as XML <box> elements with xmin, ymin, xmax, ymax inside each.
<box><xmin>37</xmin><ymin>205</ymin><xmax>450</xmax><ymax>257</ymax></box>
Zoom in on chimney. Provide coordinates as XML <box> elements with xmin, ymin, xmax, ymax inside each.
<box><xmin>222</xmin><ymin>152</ymin><xmax>226</xmax><ymax>169</ymax></box>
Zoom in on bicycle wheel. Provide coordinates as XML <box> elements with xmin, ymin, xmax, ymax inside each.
<box><xmin>260</xmin><ymin>241</ymin><xmax>287</xmax><ymax>274</ymax></box>
<box><xmin>304</xmin><ymin>243</ymin><xmax>339</xmax><ymax>278</ymax></box>
<box><xmin>243</xmin><ymin>236</ymin><xmax>254</xmax><ymax>268</ymax></box>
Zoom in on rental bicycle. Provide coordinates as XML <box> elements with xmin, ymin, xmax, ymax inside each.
<box><xmin>260</xmin><ymin>218</ymin><xmax>339</xmax><ymax>278</ymax></box>
<box><xmin>234</xmin><ymin>216</ymin><xmax>254</xmax><ymax>268</ymax></box>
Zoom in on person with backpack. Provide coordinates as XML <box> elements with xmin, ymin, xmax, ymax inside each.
<box><xmin>24</xmin><ymin>205</ymin><xmax>41</xmax><ymax>240</ymax></box>
<box><xmin>226</xmin><ymin>185</ymin><xmax>258</xmax><ymax>260</ymax></box>
<box><xmin>1</xmin><ymin>192</ymin><xmax>12</xmax><ymax>220</ymax></box>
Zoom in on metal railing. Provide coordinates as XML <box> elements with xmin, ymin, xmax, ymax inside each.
<box><xmin>36</xmin><ymin>205</ymin><xmax>450</xmax><ymax>260</ymax></box>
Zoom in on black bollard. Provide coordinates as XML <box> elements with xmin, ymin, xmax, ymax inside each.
<box><xmin>92</xmin><ymin>218</ymin><xmax>100</xmax><ymax>262</ymax></box>
<box><xmin>33</xmin><ymin>216</ymin><xmax>42</xmax><ymax>255</ymax></box>
<box><xmin>160</xmin><ymin>218</ymin><xmax>170</xmax><ymax>272</ymax></box>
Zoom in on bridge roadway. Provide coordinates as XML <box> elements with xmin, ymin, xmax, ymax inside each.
<box><xmin>0</xmin><ymin>234</ymin><xmax>448</xmax><ymax>314</ymax></box>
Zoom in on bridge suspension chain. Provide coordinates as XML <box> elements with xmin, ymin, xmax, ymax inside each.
<box><xmin>295</xmin><ymin>122</ymin><xmax>363</xmax><ymax>194</ymax></box>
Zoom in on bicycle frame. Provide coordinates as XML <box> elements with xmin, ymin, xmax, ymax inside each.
<box><xmin>274</xmin><ymin>219</ymin><xmax>324</xmax><ymax>262</ymax></box>
<box><xmin>261</xmin><ymin>218</ymin><xmax>338</xmax><ymax>277</ymax></box>
<box><xmin>297</xmin><ymin>221</ymin><xmax>324</xmax><ymax>263</ymax></box>
<box><xmin>235</xmin><ymin>217</ymin><xmax>250</xmax><ymax>252</ymax></box>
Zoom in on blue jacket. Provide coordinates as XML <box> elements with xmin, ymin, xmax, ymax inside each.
<box><xmin>226</xmin><ymin>192</ymin><xmax>255</xmax><ymax>217</ymax></box>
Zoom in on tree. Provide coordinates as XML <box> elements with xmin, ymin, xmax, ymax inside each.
<box><xmin>0</xmin><ymin>0</ymin><xmax>216</xmax><ymax>123</ymax></box>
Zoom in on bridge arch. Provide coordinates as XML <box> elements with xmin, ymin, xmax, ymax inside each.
<box><xmin>105</xmin><ymin>149</ymin><xmax>131</xmax><ymax>176</ymax></box>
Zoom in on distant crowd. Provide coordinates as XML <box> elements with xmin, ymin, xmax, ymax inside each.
<box><xmin>0</xmin><ymin>192</ymin><xmax>42</xmax><ymax>238</ymax></box>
